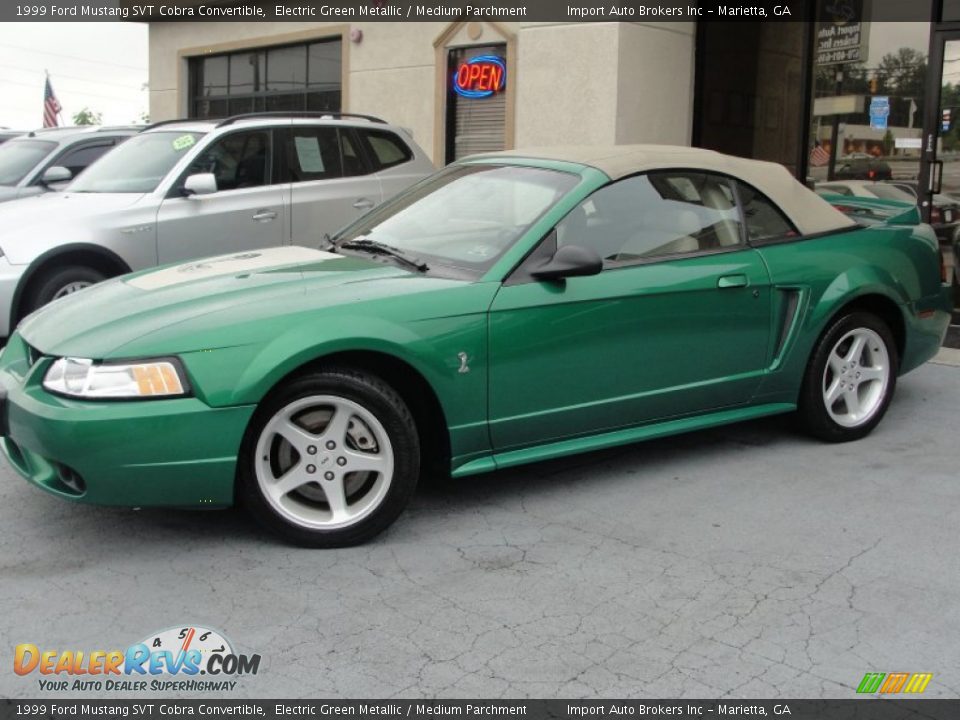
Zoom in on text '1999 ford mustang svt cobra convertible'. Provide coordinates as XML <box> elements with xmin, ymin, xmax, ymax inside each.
<box><xmin>0</xmin><ymin>146</ymin><xmax>951</xmax><ymax>546</ymax></box>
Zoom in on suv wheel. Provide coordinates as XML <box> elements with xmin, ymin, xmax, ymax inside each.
<box><xmin>25</xmin><ymin>265</ymin><xmax>106</xmax><ymax>314</ymax></box>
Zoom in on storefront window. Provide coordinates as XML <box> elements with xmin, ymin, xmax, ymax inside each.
<box><xmin>694</xmin><ymin>12</ymin><xmax>812</xmax><ymax>177</ymax></box>
<box><xmin>807</xmin><ymin>2</ymin><xmax>932</xmax><ymax>186</ymax></box>
<box><xmin>189</xmin><ymin>39</ymin><xmax>342</xmax><ymax>119</ymax></box>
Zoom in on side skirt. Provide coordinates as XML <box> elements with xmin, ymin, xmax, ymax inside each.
<box><xmin>451</xmin><ymin>402</ymin><xmax>797</xmax><ymax>478</ymax></box>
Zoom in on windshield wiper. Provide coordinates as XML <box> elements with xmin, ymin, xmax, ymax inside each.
<box><xmin>338</xmin><ymin>238</ymin><xmax>429</xmax><ymax>273</ymax></box>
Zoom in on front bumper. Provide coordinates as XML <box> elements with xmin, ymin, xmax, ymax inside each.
<box><xmin>0</xmin><ymin>334</ymin><xmax>255</xmax><ymax>507</ymax></box>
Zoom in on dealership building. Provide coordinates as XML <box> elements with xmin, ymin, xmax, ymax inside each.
<box><xmin>147</xmin><ymin>3</ymin><xmax>960</xmax><ymax>199</ymax></box>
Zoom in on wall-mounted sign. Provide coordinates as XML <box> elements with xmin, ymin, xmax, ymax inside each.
<box><xmin>453</xmin><ymin>55</ymin><xmax>506</xmax><ymax>99</ymax></box>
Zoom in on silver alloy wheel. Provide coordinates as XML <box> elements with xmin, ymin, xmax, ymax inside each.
<box><xmin>52</xmin><ymin>281</ymin><xmax>93</xmax><ymax>299</ymax></box>
<box><xmin>821</xmin><ymin>327</ymin><xmax>890</xmax><ymax>428</ymax></box>
<box><xmin>254</xmin><ymin>395</ymin><xmax>395</xmax><ymax>530</ymax></box>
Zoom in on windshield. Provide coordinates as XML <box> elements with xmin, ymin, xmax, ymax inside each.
<box><xmin>864</xmin><ymin>184</ymin><xmax>915</xmax><ymax>203</ymax></box>
<box><xmin>335</xmin><ymin>164</ymin><xmax>579</xmax><ymax>275</ymax></box>
<box><xmin>69</xmin><ymin>131</ymin><xmax>205</xmax><ymax>193</ymax></box>
<box><xmin>0</xmin><ymin>140</ymin><xmax>55</xmax><ymax>186</ymax></box>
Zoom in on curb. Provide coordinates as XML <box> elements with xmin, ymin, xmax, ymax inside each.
<box><xmin>931</xmin><ymin>347</ymin><xmax>960</xmax><ymax>367</ymax></box>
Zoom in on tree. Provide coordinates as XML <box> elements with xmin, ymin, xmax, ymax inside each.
<box><xmin>72</xmin><ymin>108</ymin><xmax>102</xmax><ymax>126</ymax></box>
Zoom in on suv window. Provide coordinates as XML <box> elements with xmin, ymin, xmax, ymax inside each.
<box><xmin>736</xmin><ymin>181</ymin><xmax>797</xmax><ymax>242</ymax></box>
<box><xmin>69</xmin><ymin>131</ymin><xmax>206</xmax><ymax>194</ymax></box>
<box><xmin>185</xmin><ymin>130</ymin><xmax>270</xmax><ymax>190</ymax></box>
<box><xmin>277</xmin><ymin>127</ymin><xmax>343</xmax><ymax>182</ymax></box>
<box><xmin>52</xmin><ymin>141</ymin><xmax>116</xmax><ymax>180</ymax></box>
<box><xmin>0</xmin><ymin>140</ymin><xmax>55</xmax><ymax>186</ymax></box>
<box><xmin>555</xmin><ymin>171</ymin><xmax>744</xmax><ymax>266</ymax></box>
<box><xmin>361</xmin><ymin>129</ymin><xmax>412</xmax><ymax>171</ymax></box>
<box><xmin>340</xmin><ymin>130</ymin><xmax>368</xmax><ymax>177</ymax></box>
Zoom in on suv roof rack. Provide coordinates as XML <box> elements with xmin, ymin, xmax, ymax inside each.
<box><xmin>141</xmin><ymin>118</ymin><xmax>200</xmax><ymax>132</ymax></box>
<box><xmin>25</xmin><ymin>125</ymin><xmax>141</xmax><ymax>138</ymax></box>
<box><xmin>215</xmin><ymin>111</ymin><xmax>387</xmax><ymax>127</ymax></box>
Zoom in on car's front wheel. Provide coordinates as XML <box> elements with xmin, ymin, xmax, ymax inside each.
<box><xmin>798</xmin><ymin>311</ymin><xmax>898</xmax><ymax>442</ymax></box>
<box><xmin>25</xmin><ymin>265</ymin><xmax>106</xmax><ymax>314</ymax></box>
<box><xmin>238</xmin><ymin>369</ymin><xmax>420</xmax><ymax>547</ymax></box>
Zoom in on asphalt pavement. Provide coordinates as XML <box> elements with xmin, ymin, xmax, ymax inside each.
<box><xmin>0</xmin><ymin>359</ymin><xmax>958</xmax><ymax>700</ymax></box>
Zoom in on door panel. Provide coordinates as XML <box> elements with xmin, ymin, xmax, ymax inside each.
<box><xmin>488</xmin><ymin>250</ymin><xmax>773</xmax><ymax>450</ymax></box>
<box><xmin>156</xmin><ymin>186</ymin><xmax>288</xmax><ymax>264</ymax></box>
<box><xmin>156</xmin><ymin>128</ymin><xmax>288</xmax><ymax>264</ymax></box>
<box><xmin>290</xmin><ymin>176</ymin><xmax>382</xmax><ymax>245</ymax></box>
<box><xmin>279</xmin><ymin>126</ymin><xmax>383</xmax><ymax>246</ymax></box>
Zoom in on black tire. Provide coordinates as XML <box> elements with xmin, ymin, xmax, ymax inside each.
<box><xmin>238</xmin><ymin>368</ymin><xmax>420</xmax><ymax>548</ymax></box>
<box><xmin>797</xmin><ymin>311</ymin><xmax>899</xmax><ymax>443</ymax></box>
<box><xmin>24</xmin><ymin>265</ymin><xmax>106</xmax><ymax>315</ymax></box>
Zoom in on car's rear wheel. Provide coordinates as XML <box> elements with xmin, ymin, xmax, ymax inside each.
<box><xmin>25</xmin><ymin>265</ymin><xmax>106</xmax><ymax>315</ymax></box>
<box><xmin>798</xmin><ymin>311</ymin><xmax>898</xmax><ymax>442</ymax></box>
<box><xmin>238</xmin><ymin>369</ymin><xmax>420</xmax><ymax>547</ymax></box>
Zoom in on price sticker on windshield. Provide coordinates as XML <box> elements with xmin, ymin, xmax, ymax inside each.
<box><xmin>172</xmin><ymin>134</ymin><xmax>196</xmax><ymax>151</ymax></box>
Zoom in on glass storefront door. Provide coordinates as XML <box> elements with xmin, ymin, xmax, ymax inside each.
<box><xmin>923</xmin><ymin>30</ymin><xmax>960</xmax><ymax>298</ymax></box>
<box><xmin>923</xmin><ymin>33</ymin><xmax>960</xmax><ymax>207</ymax></box>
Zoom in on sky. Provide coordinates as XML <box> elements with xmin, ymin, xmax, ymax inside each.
<box><xmin>0</xmin><ymin>22</ymin><xmax>148</xmax><ymax>130</ymax></box>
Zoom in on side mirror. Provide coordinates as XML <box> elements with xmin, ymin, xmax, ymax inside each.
<box><xmin>182</xmin><ymin>173</ymin><xmax>217</xmax><ymax>197</ymax></box>
<box><xmin>40</xmin><ymin>166</ymin><xmax>72</xmax><ymax>186</ymax></box>
<box><xmin>530</xmin><ymin>244</ymin><xmax>603</xmax><ymax>281</ymax></box>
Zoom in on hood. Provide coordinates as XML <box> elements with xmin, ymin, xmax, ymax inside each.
<box><xmin>0</xmin><ymin>192</ymin><xmax>147</xmax><ymax>255</ymax></box>
<box><xmin>18</xmin><ymin>246</ymin><xmax>455</xmax><ymax>358</ymax></box>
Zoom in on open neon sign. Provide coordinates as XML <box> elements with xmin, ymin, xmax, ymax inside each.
<box><xmin>453</xmin><ymin>55</ymin><xmax>506</xmax><ymax>99</ymax></box>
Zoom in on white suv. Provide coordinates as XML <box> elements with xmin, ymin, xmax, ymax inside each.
<box><xmin>0</xmin><ymin>112</ymin><xmax>434</xmax><ymax>335</ymax></box>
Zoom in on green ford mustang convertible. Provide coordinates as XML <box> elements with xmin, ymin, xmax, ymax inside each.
<box><xmin>0</xmin><ymin>146</ymin><xmax>951</xmax><ymax>546</ymax></box>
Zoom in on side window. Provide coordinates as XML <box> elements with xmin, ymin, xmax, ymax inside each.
<box><xmin>278</xmin><ymin>127</ymin><xmax>343</xmax><ymax>182</ymax></box>
<box><xmin>736</xmin><ymin>182</ymin><xmax>797</xmax><ymax>242</ymax></box>
<box><xmin>554</xmin><ymin>171</ymin><xmax>744</xmax><ymax>266</ymax></box>
<box><xmin>52</xmin><ymin>142</ymin><xmax>115</xmax><ymax>178</ymax></box>
<box><xmin>340</xmin><ymin>130</ymin><xmax>368</xmax><ymax>177</ymax></box>
<box><xmin>361</xmin><ymin>129</ymin><xmax>413</xmax><ymax>171</ymax></box>
<box><xmin>185</xmin><ymin>130</ymin><xmax>270</xmax><ymax>191</ymax></box>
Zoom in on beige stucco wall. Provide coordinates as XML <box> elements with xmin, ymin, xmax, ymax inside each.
<box><xmin>148</xmin><ymin>21</ymin><xmax>695</xmax><ymax>163</ymax></box>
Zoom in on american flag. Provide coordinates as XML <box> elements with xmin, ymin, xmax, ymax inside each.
<box><xmin>809</xmin><ymin>143</ymin><xmax>830</xmax><ymax>167</ymax></box>
<box><xmin>43</xmin><ymin>77</ymin><xmax>61</xmax><ymax>128</ymax></box>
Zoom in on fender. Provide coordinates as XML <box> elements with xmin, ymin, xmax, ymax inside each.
<box><xmin>754</xmin><ymin>272</ymin><xmax>909</xmax><ymax>404</ymax></box>
<box><xmin>10</xmin><ymin>243</ymin><xmax>132</xmax><ymax>328</ymax></box>
<box><xmin>179</xmin><ymin>309</ymin><xmax>491</xmax><ymax>457</ymax></box>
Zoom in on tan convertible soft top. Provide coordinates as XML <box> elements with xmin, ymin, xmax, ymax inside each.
<box><xmin>470</xmin><ymin>145</ymin><xmax>857</xmax><ymax>237</ymax></box>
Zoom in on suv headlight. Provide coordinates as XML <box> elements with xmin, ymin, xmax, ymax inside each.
<box><xmin>43</xmin><ymin>357</ymin><xmax>188</xmax><ymax>399</ymax></box>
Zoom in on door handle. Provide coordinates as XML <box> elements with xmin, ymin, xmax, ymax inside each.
<box><xmin>252</xmin><ymin>210</ymin><xmax>277</xmax><ymax>222</ymax></box>
<box><xmin>352</xmin><ymin>198</ymin><xmax>375</xmax><ymax>211</ymax></box>
<box><xmin>717</xmin><ymin>274</ymin><xmax>748</xmax><ymax>289</ymax></box>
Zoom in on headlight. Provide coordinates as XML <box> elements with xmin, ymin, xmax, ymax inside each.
<box><xmin>43</xmin><ymin>357</ymin><xmax>188</xmax><ymax>399</ymax></box>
